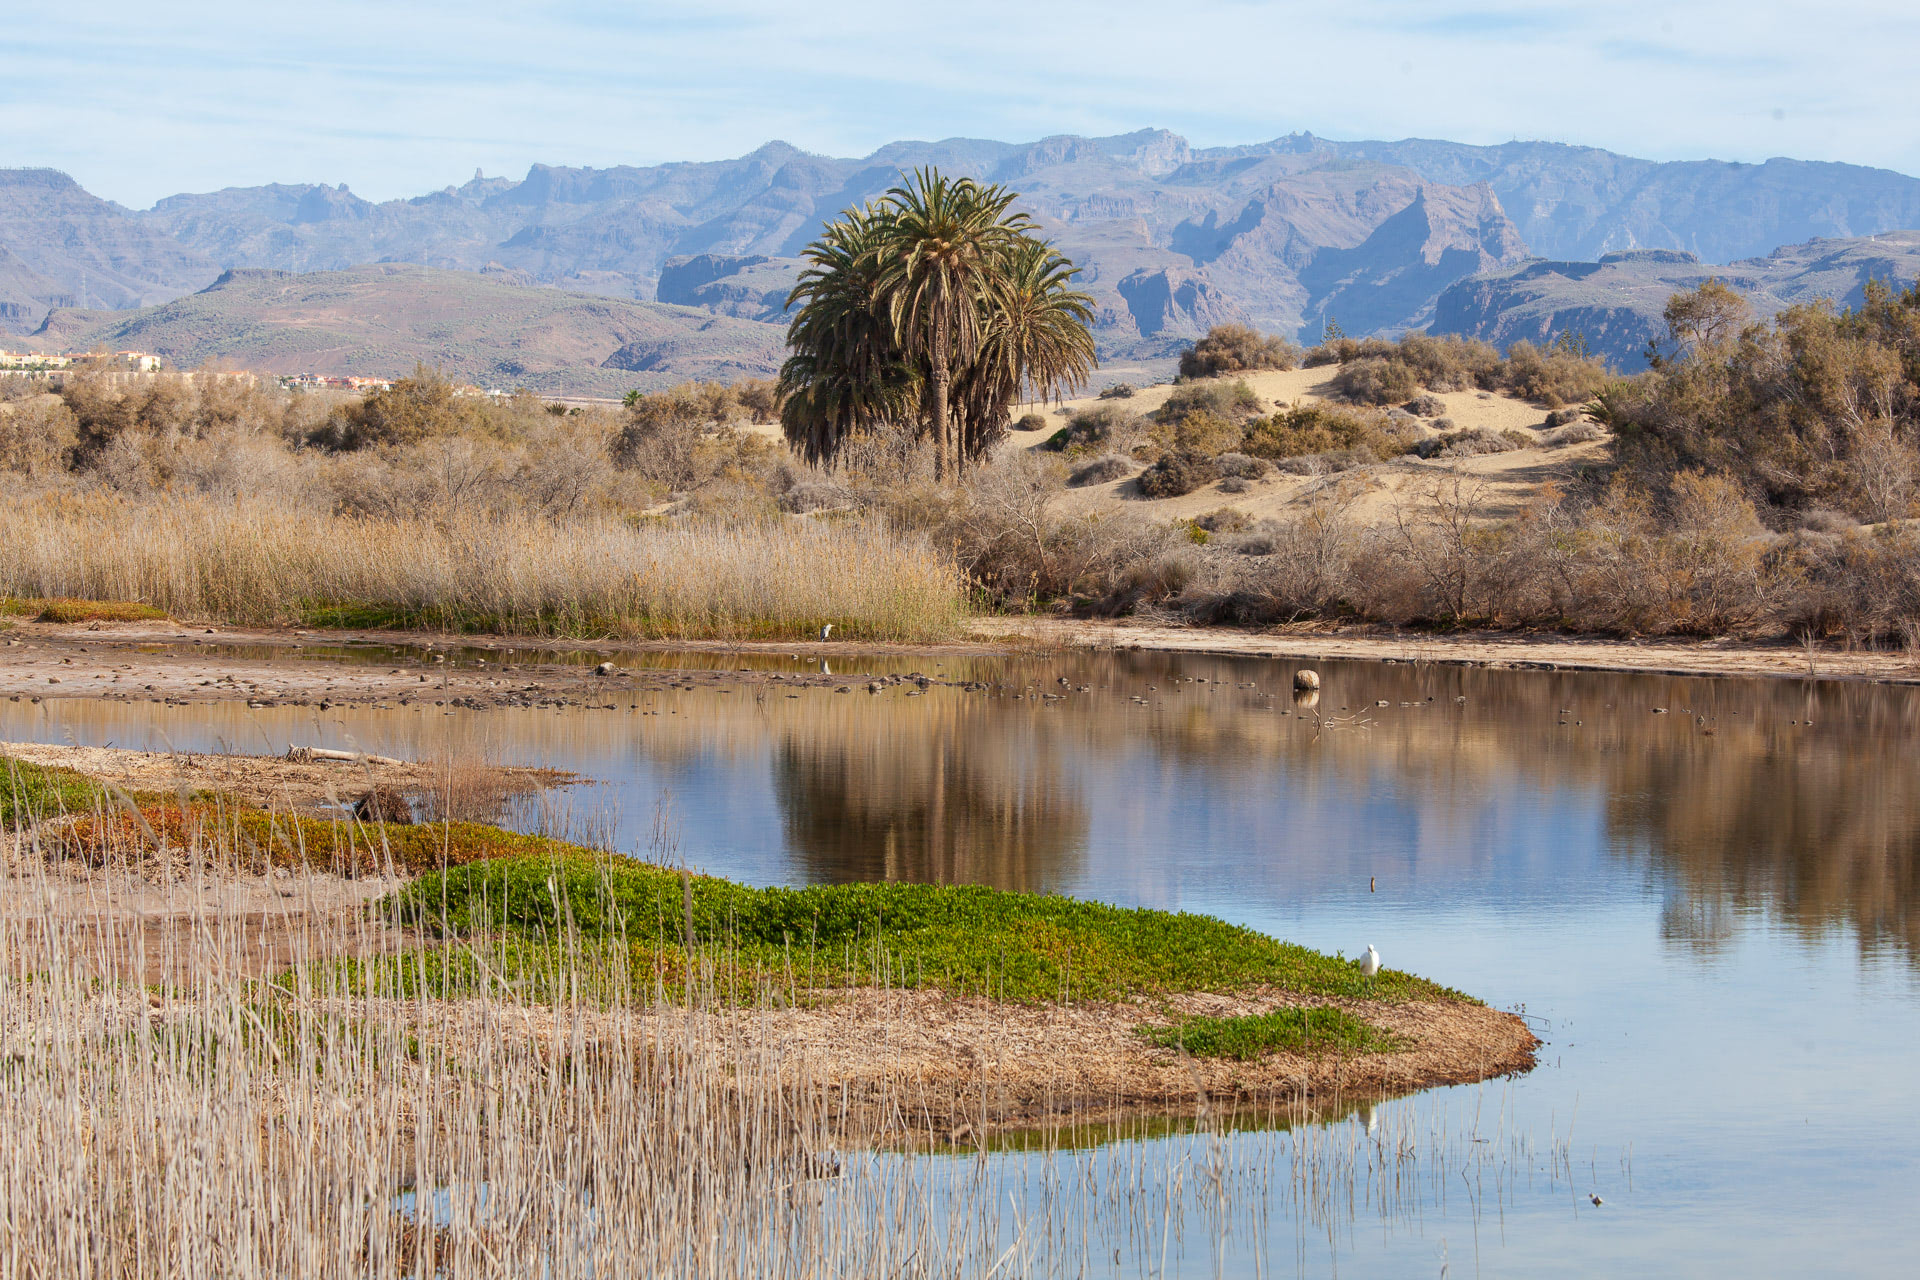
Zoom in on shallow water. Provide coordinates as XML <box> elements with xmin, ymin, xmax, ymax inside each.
<box><xmin>7</xmin><ymin>649</ymin><xmax>1917</xmax><ymax>1276</ymax></box>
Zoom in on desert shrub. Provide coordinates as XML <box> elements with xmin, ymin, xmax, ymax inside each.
<box><xmin>1541</xmin><ymin>421</ymin><xmax>1606</xmax><ymax>447</ymax></box>
<box><xmin>1045</xmin><ymin>404</ymin><xmax>1148</xmax><ymax>456</ymax></box>
<box><xmin>1331</xmin><ymin>358</ymin><xmax>1419</xmax><ymax>406</ymax></box>
<box><xmin>1156</xmin><ymin>379</ymin><xmax>1263</xmax><ymax>426</ymax></box>
<box><xmin>1500</xmin><ymin>428</ymin><xmax>1535</xmax><ymax>448</ymax></box>
<box><xmin>942</xmin><ymin>451</ymin><xmax>1190</xmax><ymax>611</ymax></box>
<box><xmin>1302</xmin><ymin>336</ymin><xmax>1397</xmax><ymax>367</ymax></box>
<box><xmin>1068</xmin><ymin>454</ymin><xmax>1133</xmax><ymax>487</ymax></box>
<box><xmin>1243</xmin><ymin>402</ymin><xmax>1405</xmax><ymax>461</ymax></box>
<box><xmin>1498</xmin><ymin>340</ymin><xmax>1609</xmax><ymax>408</ymax></box>
<box><xmin>1414</xmin><ymin>427</ymin><xmax>1518</xmax><ymax>460</ymax></box>
<box><xmin>777</xmin><ymin>478</ymin><xmax>854</xmax><ymax>513</ymax></box>
<box><xmin>734</xmin><ymin>378</ymin><xmax>781</xmax><ymax>423</ymax></box>
<box><xmin>1544</xmin><ymin>407</ymin><xmax>1585</xmax><ymax>428</ymax></box>
<box><xmin>1097</xmin><ymin>383</ymin><xmax>1137</xmax><ymax>400</ymax></box>
<box><xmin>1273</xmin><ymin>448</ymin><xmax>1376</xmax><ymax>475</ymax></box>
<box><xmin>1136</xmin><ymin>451</ymin><xmax>1217</xmax><ymax>498</ymax></box>
<box><xmin>1191</xmin><ymin>507</ymin><xmax>1252</xmax><ymax>535</ymax></box>
<box><xmin>1149</xmin><ymin>408</ymin><xmax>1244</xmax><ymax>458</ymax></box>
<box><xmin>1217</xmin><ymin>476</ymin><xmax>1252</xmax><ymax>494</ymax></box>
<box><xmin>1178</xmin><ymin>325</ymin><xmax>1300</xmax><ymax>379</ymax></box>
<box><xmin>1214</xmin><ymin>452</ymin><xmax>1269</xmax><ymax>480</ymax></box>
<box><xmin>1606</xmin><ymin>280</ymin><xmax>1920</xmax><ymax>520</ymax></box>
<box><xmin>1406</xmin><ymin>394</ymin><xmax>1445</xmax><ymax>418</ymax></box>
<box><xmin>308</xmin><ymin>367</ymin><xmax>481</xmax><ymax>452</ymax></box>
<box><xmin>1012</xmin><ymin>412</ymin><xmax>1048</xmax><ymax>431</ymax></box>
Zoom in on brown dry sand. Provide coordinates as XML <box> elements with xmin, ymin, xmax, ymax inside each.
<box><xmin>984</xmin><ymin>616</ymin><xmax>1920</xmax><ymax>685</ymax></box>
<box><xmin>0</xmin><ymin>739</ymin><xmax>566</xmax><ymax>816</ymax></box>
<box><xmin>593</xmin><ymin>984</ymin><xmax>1539</xmax><ymax>1133</ymax></box>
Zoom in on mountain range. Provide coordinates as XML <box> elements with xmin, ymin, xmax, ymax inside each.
<box><xmin>6</xmin><ymin>128</ymin><xmax>1920</xmax><ymax>389</ymax></box>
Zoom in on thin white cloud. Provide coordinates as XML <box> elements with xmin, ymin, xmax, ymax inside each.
<box><xmin>1</xmin><ymin>1</ymin><xmax>1916</xmax><ymax>205</ymax></box>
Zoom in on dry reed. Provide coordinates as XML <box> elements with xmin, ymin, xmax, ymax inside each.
<box><xmin>0</xmin><ymin>774</ymin><xmax>1585</xmax><ymax>1278</ymax></box>
<box><xmin>0</xmin><ymin>494</ymin><xmax>964</xmax><ymax>642</ymax></box>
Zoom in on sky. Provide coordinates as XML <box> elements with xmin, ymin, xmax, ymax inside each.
<box><xmin>4</xmin><ymin>1</ymin><xmax>1917</xmax><ymax>207</ymax></box>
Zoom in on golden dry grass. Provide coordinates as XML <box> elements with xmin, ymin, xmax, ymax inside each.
<box><xmin>0</xmin><ymin>493</ymin><xmax>964</xmax><ymax>642</ymax></box>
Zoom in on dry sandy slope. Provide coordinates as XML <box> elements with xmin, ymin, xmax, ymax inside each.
<box><xmin>1005</xmin><ymin>365</ymin><xmax>1606</xmax><ymax>526</ymax></box>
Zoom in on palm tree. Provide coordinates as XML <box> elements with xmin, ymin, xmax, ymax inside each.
<box><xmin>779</xmin><ymin>168</ymin><xmax>1098</xmax><ymax>477</ymax></box>
<box><xmin>778</xmin><ymin>204</ymin><xmax>918</xmax><ymax>467</ymax></box>
<box><xmin>961</xmin><ymin>237</ymin><xmax>1096</xmax><ymax>463</ymax></box>
<box><xmin>873</xmin><ymin>169</ymin><xmax>1029</xmax><ymax>480</ymax></box>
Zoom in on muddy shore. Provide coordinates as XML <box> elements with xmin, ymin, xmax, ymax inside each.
<box><xmin>2</xmin><ymin>615</ymin><xmax>1916</xmax><ymax>715</ymax></box>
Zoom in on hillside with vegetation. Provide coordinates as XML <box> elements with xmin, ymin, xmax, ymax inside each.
<box><xmin>30</xmin><ymin>264</ymin><xmax>785</xmax><ymax>395</ymax></box>
<box><xmin>1434</xmin><ymin>232</ymin><xmax>1920</xmax><ymax>368</ymax></box>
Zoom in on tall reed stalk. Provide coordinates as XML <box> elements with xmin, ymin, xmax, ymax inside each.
<box><xmin>0</xmin><ymin>494</ymin><xmax>965</xmax><ymax>641</ymax></box>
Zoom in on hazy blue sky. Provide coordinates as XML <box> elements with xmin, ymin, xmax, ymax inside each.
<box><xmin>5</xmin><ymin>1</ymin><xmax>1915</xmax><ymax>206</ymax></box>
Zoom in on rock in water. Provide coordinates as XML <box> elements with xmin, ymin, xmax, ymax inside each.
<box><xmin>1294</xmin><ymin>669</ymin><xmax>1320</xmax><ymax>691</ymax></box>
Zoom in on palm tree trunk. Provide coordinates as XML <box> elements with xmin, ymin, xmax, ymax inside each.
<box><xmin>932</xmin><ymin>332</ymin><xmax>952</xmax><ymax>482</ymax></box>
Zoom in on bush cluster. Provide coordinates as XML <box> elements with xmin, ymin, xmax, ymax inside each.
<box><xmin>1305</xmin><ymin>330</ymin><xmax>1609</xmax><ymax>409</ymax></box>
<box><xmin>1177</xmin><ymin>324</ymin><xmax>1300</xmax><ymax>379</ymax></box>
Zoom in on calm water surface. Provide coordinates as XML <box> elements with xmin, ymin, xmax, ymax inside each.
<box><xmin>7</xmin><ymin>648</ymin><xmax>1916</xmax><ymax>1277</ymax></box>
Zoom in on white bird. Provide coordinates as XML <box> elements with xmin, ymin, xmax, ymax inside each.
<box><xmin>819</xmin><ymin>623</ymin><xmax>833</xmax><ymax>641</ymax></box>
<box><xmin>1360</xmin><ymin>945</ymin><xmax>1381</xmax><ymax>986</ymax></box>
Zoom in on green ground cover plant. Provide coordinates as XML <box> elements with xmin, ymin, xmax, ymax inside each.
<box><xmin>1139</xmin><ymin>1007</ymin><xmax>1404</xmax><ymax>1060</ymax></box>
<box><xmin>390</xmin><ymin>854</ymin><xmax>1456</xmax><ymax>1005</ymax></box>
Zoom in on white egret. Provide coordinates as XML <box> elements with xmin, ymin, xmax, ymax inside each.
<box><xmin>1360</xmin><ymin>944</ymin><xmax>1381</xmax><ymax>989</ymax></box>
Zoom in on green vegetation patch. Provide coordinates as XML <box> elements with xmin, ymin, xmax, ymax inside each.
<box><xmin>1139</xmin><ymin>1006</ymin><xmax>1403</xmax><ymax>1060</ymax></box>
<box><xmin>4</xmin><ymin>597</ymin><xmax>170</xmax><ymax>624</ymax></box>
<box><xmin>1</xmin><ymin>755</ymin><xmax>105</xmax><ymax>828</ymax></box>
<box><xmin>391</xmin><ymin>856</ymin><xmax>1460</xmax><ymax>1006</ymax></box>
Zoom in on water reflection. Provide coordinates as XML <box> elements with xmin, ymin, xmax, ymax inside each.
<box><xmin>773</xmin><ymin>708</ymin><xmax>1084</xmax><ymax>889</ymax></box>
<box><xmin>5</xmin><ymin>649</ymin><xmax>1918</xmax><ymax>966</ymax></box>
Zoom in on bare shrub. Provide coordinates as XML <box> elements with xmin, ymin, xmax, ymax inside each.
<box><xmin>1047</xmin><ymin>404</ymin><xmax>1148</xmax><ymax>456</ymax></box>
<box><xmin>1068</xmin><ymin>454</ymin><xmax>1133</xmax><ymax>487</ymax></box>
<box><xmin>947</xmin><ymin>450</ymin><xmax>1186</xmax><ymax>610</ymax></box>
<box><xmin>1217</xmin><ymin>475</ymin><xmax>1252</xmax><ymax>494</ymax></box>
<box><xmin>1214</xmin><ymin>452</ymin><xmax>1270</xmax><ymax>479</ymax></box>
<box><xmin>1178</xmin><ymin>324</ymin><xmax>1300</xmax><ymax>378</ymax></box>
<box><xmin>1012</xmin><ymin>412</ymin><xmax>1048</xmax><ymax>431</ymax></box>
<box><xmin>1406</xmin><ymin>394</ymin><xmax>1445</xmax><ymax>418</ymax></box>
<box><xmin>1097</xmin><ymin>382</ymin><xmax>1136</xmax><ymax>399</ymax></box>
<box><xmin>1849</xmin><ymin>420</ymin><xmax>1918</xmax><ymax>523</ymax></box>
<box><xmin>1414</xmin><ymin>427</ymin><xmax>1518</xmax><ymax>460</ymax></box>
<box><xmin>777</xmin><ymin>478</ymin><xmax>855</xmax><ymax>513</ymax></box>
<box><xmin>0</xmin><ymin>397</ymin><xmax>77</xmax><ymax>477</ymax></box>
